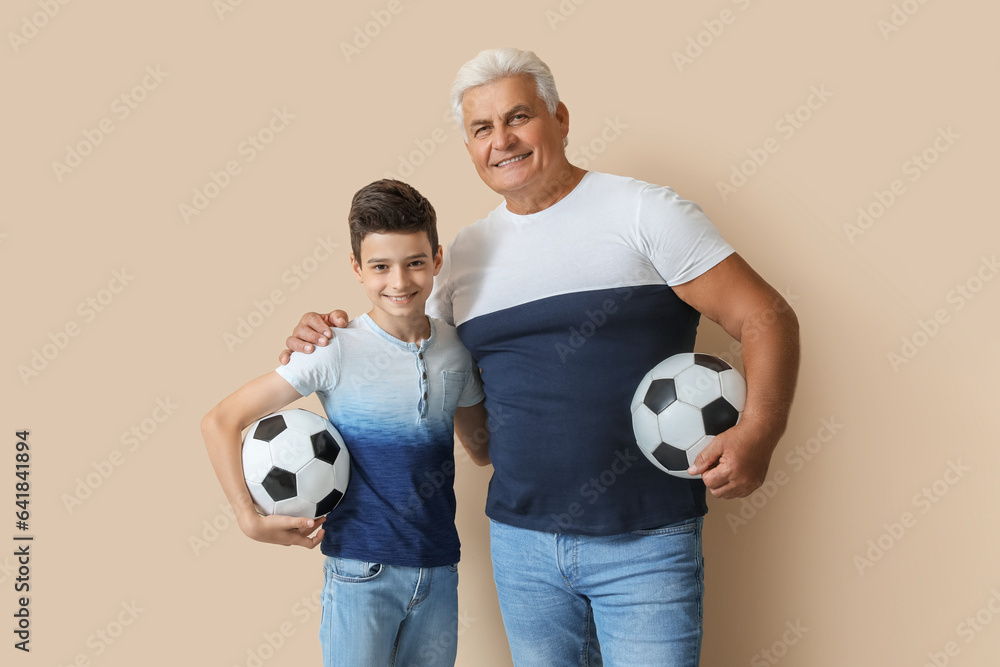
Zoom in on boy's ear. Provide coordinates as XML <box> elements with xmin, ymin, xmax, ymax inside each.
<box><xmin>349</xmin><ymin>253</ymin><xmax>364</xmax><ymax>283</ymax></box>
<box><xmin>432</xmin><ymin>245</ymin><xmax>443</xmax><ymax>275</ymax></box>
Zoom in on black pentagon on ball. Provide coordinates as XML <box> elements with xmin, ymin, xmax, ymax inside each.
<box><xmin>261</xmin><ymin>467</ymin><xmax>297</xmax><ymax>501</ymax></box>
<box><xmin>254</xmin><ymin>415</ymin><xmax>287</xmax><ymax>442</ymax></box>
<box><xmin>652</xmin><ymin>443</ymin><xmax>691</xmax><ymax>471</ymax></box>
<box><xmin>315</xmin><ymin>489</ymin><xmax>344</xmax><ymax>516</ymax></box>
<box><xmin>701</xmin><ymin>397</ymin><xmax>741</xmax><ymax>436</ymax></box>
<box><xmin>693</xmin><ymin>353</ymin><xmax>732</xmax><ymax>373</ymax></box>
<box><xmin>311</xmin><ymin>430</ymin><xmax>342</xmax><ymax>466</ymax></box>
<box><xmin>644</xmin><ymin>378</ymin><xmax>677</xmax><ymax>413</ymax></box>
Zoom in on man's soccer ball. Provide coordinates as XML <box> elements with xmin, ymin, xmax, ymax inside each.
<box><xmin>242</xmin><ymin>409</ymin><xmax>351</xmax><ymax>519</ymax></box>
<box><xmin>630</xmin><ymin>353</ymin><xmax>747</xmax><ymax>479</ymax></box>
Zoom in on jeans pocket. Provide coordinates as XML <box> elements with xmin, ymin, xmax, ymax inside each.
<box><xmin>632</xmin><ymin>516</ymin><xmax>702</xmax><ymax>536</ymax></box>
<box><xmin>325</xmin><ymin>556</ymin><xmax>384</xmax><ymax>583</ymax></box>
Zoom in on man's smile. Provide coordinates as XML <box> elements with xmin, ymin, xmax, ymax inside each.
<box><xmin>494</xmin><ymin>152</ymin><xmax>531</xmax><ymax>167</ymax></box>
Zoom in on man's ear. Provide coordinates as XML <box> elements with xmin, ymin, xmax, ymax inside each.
<box><xmin>555</xmin><ymin>101</ymin><xmax>570</xmax><ymax>141</ymax></box>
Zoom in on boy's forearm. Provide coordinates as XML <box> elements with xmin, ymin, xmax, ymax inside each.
<box><xmin>201</xmin><ymin>410</ymin><xmax>260</xmax><ymax>529</ymax></box>
<box><xmin>454</xmin><ymin>401</ymin><xmax>491</xmax><ymax>466</ymax></box>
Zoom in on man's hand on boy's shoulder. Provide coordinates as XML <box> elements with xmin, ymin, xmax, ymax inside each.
<box><xmin>241</xmin><ymin>513</ymin><xmax>327</xmax><ymax>549</ymax></box>
<box><xmin>279</xmin><ymin>310</ymin><xmax>350</xmax><ymax>365</ymax></box>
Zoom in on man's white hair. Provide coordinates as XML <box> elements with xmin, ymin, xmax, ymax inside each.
<box><xmin>450</xmin><ymin>47</ymin><xmax>560</xmax><ymax>138</ymax></box>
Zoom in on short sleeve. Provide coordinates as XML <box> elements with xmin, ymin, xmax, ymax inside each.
<box><xmin>635</xmin><ymin>184</ymin><xmax>734</xmax><ymax>286</ymax></box>
<box><xmin>274</xmin><ymin>338</ymin><xmax>341</xmax><ymax>397</ymax></box>
<box><xmin>426</xmin><ymin>241</ymin><xmax>455</xmax><ymax>325</ymax></box>
<box><xmin>457</xmin><ymin>366</ymin><xmax>485</xmax><ymax>408</ymax></box>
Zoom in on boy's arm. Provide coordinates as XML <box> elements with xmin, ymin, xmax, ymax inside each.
<box><xmin>454</xmin><ymin>400</ymin><xmax>490</xmax><ymax>466</ymax></box>
<box><xmin>201</xmin><ymin>371</ymin><xmax>325</xmax><ymax>548</ymax></box>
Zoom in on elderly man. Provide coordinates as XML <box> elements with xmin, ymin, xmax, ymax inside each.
<box><xmin>282</xmin><ymin>48</ymin><xmax>799</xmax><ymax>666</ymax></box>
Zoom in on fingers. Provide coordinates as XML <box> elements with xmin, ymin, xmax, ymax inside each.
<box><xmin>278</xmin><ymin>348</ymin><xmax>291</xmax><ymax>365</ymax></box>
<box><xmin>688</xmin><ymin>437</ymin><xmax>724</xmax><ymax>476</ymax></box>
<box><xmin>324</xmin><ymin>310</ymin><xmax>349</xmax><ymax>329</ymax></box>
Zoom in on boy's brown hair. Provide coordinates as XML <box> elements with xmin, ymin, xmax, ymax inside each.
<box><xmin>349</xmin><ymin>179</ymin><xmax>438</xmax><ymax>261</ymax></box>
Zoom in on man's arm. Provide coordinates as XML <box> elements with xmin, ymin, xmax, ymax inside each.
<box><xmin>201</xmin><ymin>372</ymin><xmax>325</xmax><ymax>547</ymax></box>
<box><xmin>672</xmin><ymin>253</ymin><xmax>800</xmax><ymax>500</ymax></box>
<box><xmin>279</xmin><ymin>310</ymin><xmax>350</xmax><ymax>365</ymax></box>
<box><xmin>454</xmin><ymin>400</ymin><xmax>490</xmax><ymax>466</ymax></box>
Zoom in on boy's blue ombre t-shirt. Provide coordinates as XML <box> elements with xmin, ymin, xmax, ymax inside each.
<box><xmin>275</xmin><ymin>314</ymin><xmax>484</xmax><ymax>567</ymax></box>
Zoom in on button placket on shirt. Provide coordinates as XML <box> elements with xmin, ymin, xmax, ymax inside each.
<box><xmin>413</xmin><ymin>344</ymin><xmax>429</xmax><ymax>418</ymax></box>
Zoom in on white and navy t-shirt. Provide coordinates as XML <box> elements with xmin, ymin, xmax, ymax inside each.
<box><xmin>428</xmin><ymin>171</ymin><xmax>734</xmax><ymax>535</ymax></box>
<box><xmin>276</xmin><ymin>314</ymin><xmax>484</xmax><ymax>566</ymax></box>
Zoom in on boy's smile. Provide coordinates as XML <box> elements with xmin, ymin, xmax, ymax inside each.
<box><xmin>351</xmin><ymin>232</ymin><xmax>443</xmax><ymax>343</ymax></box>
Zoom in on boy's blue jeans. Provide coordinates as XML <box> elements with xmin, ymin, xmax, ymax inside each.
<box><xmin>319</xmin><ymin>556</ymin><xmax>458</xmax><ymax>667</ymax></box>
<box><xmin>489</xmin><ymin>516</ymin><xmax>705</xmax><ymax>667</ymax></box>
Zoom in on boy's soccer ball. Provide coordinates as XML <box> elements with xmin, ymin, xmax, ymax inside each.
<box><xmin>242</xmin><ymin>409</ymin><xmax>351</xmax><ymax>519</ymax></box>
<box><xmin>630</xmin><ymin>353</ymin><xmax>747</xmax><ymax>479</ymax></box>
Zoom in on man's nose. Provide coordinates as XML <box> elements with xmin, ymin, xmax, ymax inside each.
<box><xmin>492</xmin><ymin>124</ymin><xmax>515</xmax><ymax>151</ymax></box>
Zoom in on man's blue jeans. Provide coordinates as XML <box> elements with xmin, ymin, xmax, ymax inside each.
<box><xmin>318</xmin><ymin>557</ymin><xmax>458</xmax><ymax>666</ymax></box>
<box><xmin>490</xmin><ymin>516</ymin><xmax>704</xmax><ymax>667</ymax></box>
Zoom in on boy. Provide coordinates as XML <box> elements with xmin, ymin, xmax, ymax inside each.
<box><xmin>201</xmin><ymin>179</ymin><xmax>490</xmax><ymax>667</ymax></box>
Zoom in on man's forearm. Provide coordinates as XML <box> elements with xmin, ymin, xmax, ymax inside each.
<box><xmin>736</xmin><ymin>297</ymin><xmax>800</xmax><ymax>452</ymax></box>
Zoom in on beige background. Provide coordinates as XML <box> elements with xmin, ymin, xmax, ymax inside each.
<box><xmin>4</xmin><ymin>1</ymin><xmax>998</xmax><ymax>665</ymax></box>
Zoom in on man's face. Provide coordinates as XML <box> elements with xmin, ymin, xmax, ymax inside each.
<box><xmin>461</xmin><ymin>74</ymin><xmax>569</xmax><ymax>205</ymax></box>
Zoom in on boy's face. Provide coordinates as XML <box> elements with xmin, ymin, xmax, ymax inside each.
<box><xmin>350</xmin><ymin>232</ymin><xmax>443</xmax><ymax>330</ymax></box>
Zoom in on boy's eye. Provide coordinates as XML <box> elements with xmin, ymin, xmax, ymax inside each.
<box><xmin>409</xmin><ymin>260</ymin><xmax>425</xmax><ymax>267</ymax></box>
<box><xmin>373</xmin><ymin>264</ymin><xmax>388</xmax><ymax>271</ymax></box>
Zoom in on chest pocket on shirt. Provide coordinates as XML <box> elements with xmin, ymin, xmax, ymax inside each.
<box><xmin>440</xmin><ymin>371</ymin><xmax>469</xmax><ymax>416</ymax></box>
